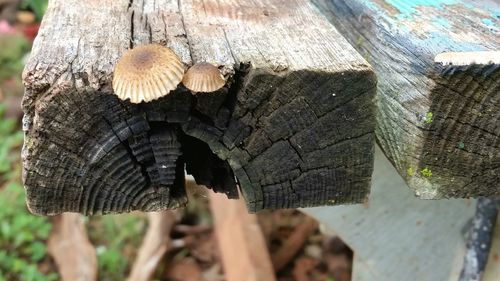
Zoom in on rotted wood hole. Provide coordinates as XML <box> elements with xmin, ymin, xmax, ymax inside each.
<box><xmin>23</xmin><ymin>64</ymin><xmax>246</xmax><ymax>215</ymax></box>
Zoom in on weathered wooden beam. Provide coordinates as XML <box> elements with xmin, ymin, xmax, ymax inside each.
<box><xmin>314</xmin><ymin>0</ymin><xmax>500</xmax><ymax>198</ymax></box>
<box><xmin>22</xmin><ymin>0</ymin><xmax>376</xmax><ymax>215</ymax></box>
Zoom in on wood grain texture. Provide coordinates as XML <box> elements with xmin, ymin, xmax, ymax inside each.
<box><xmin>22</xmin><ymin>0</ymin><xmax>376</xmax><ymax>215</ymax></box>
<box><xmin>315</xmin><ymin>0</ymin><xmax>500</xmax><ymax>198</ymax></box>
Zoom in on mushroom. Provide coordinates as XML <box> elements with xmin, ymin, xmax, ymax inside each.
<box><xmin>182</xmin><ymin>62</ymin><xmax>226</xmax><ymax>93</ymax></box>
<box><xmin>112</xmin><ymin>44</ymin><xmax>184</xmax><ymax>103</ymax></box>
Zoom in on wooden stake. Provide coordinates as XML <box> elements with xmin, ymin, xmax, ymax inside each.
<box><xmin>209</xmin><ymin>189</ymin><xmax>277</xmax><ymax>281</ymax></box>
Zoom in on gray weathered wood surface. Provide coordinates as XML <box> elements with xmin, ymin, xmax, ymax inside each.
<box><xmin>22</xmin><ymin>0</ymin><xmax>376</xmax><ymax>214</ymax></box>
<box><xmin>314</xmin><ymin>0</ymin><xmax>500</xmax><ymax>198</ymax></box>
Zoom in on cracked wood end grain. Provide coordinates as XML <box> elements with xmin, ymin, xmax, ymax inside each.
<box><xmin>22</xmin><ymin>0</ymin><xmax>376</xmax><ymax>215</ymax></box>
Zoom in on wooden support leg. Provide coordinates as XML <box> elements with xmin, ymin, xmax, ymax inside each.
<box><xmin>483</xmin><ymin>214</ymin><xmax>500</xmax><ymax>281</ymax></box>
<box><xmin>209</xmin><ymin>190</ymin><xmax>276</xmax><ymax>281</ymax></box>
<box><xmin>48</xmin><ymin>213</ymin><xmax>97</xmax><ymax>281</ymax></box>
<box><xmin>127</xmin><ymin>210</ymin><xmax>177</xmax><ymax>281</ymax></box>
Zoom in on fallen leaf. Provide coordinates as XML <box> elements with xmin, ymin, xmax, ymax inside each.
<box><xmin>190</xmin><ymin>232</ymin><xmax>218</xmax><ymax>264</ymax></box>
<box><xmin>165</xmin><ymin>258</ymin><xmax>202</xmax><ymax>281</ymax></box>
<box><xmin>16</xmin><ymin>11</ymin><xmax>36</xmax><ymax>24</ymax></box>
<box><xmin>325</xmin><ymin>254</ymin><xmax>351</xmax><ymax>281</ymax></box>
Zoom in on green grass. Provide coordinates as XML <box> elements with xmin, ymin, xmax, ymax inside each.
<box><xmin>88</xmin><ymin>214</ymin><xmax>146</xmax><ymax>281</ymax></box>
<box><xmin>0</xmin><ymin>34</ymin><xmax>30</xmax><ymax>82</ymax></box>
<box><xmin>0</xmin><ymin>105</ymin><xmax>58</xmax><ymax>281</ymax></box>
<box><xmin>0</xmin><ymin>183</ymin><xmax>58</xmax><ymax>281</ymax></box>
<box><xmin>20</xmin><ymin>0</ymin><xmax>48</xmax><ymax>21</ymax></box>
<box><xmin>0</xmin><ymin>106</ymin><xmax>23</xmax><ymax>176</ymax></box>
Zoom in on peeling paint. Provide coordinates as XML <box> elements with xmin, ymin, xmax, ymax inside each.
<box><xmin>384</xmin><ymin>0</ymin><xmax>459</xmax><ymax>19</ymax></box>
<box><xmin>481</xmin><ymin>18</ymin><xmax>494</xmax><ymax>27</ymax></box>
<box><xmin>359</xmin><ymin>0</ymin><xmax>499</xmax><ymax>50</ymax></box>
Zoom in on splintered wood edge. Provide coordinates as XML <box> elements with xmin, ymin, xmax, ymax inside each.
<box><xmin>434</xmin><ymin>51</ymin><xmax>500</xmax><ymax>66</ymax></box>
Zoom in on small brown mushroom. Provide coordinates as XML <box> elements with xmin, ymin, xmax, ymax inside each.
<box><xmin>112</xmin><ymin>44</ymin><xmax>184</xmax><ymax>103</ymax></box>
<box><xmin>182</xmin><ymin>62</ymin><xmax>226</xmax><ymax>93</ymax></box>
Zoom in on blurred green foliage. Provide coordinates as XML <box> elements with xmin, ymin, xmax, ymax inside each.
<box><xmin>20</xmin><ymin>0</ymin><xmax>48</xmax><ymax>21</ymax></box>
<box><xmin>88</xmin><ymin>214</ymin><xmax>146</xmax><ymax>281</ymax></box>
<box><xmin>0</xmin><ymin>105</ymin><xmax>23</xmax><ymax>175</ymax></box>
<box><xmin>0</xmin><ymin>34</ymin><xmax>30</xmax><ymax>82</ymax></box>
<box><xmin>0</xmin><ymin>106</ymin><xmax>58</xmax><ymax>281</ymax></box>
<box><xmin>0</xmin><ymin>183</ymin><xmax>58</xmax><ymax>281</ymax></box>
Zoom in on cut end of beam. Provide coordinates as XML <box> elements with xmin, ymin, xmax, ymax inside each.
<box><xmin>22</xmin><ymin>0</ymin><xmax>377</xmax><ymax>214</ymax></box>
<box><xmin>434</xmin><ymin>51</ymin><xmax>500</xmax><ymax>66</ymax></box>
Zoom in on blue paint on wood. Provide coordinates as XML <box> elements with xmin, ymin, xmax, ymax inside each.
<box><xmin>384</xmin><ymin>0</ymin><xmax>459</xmax><ymax>19</ymax></box>
<box><xmin>355</xmin><ymin>0</ymin><xmax>499</xmax><ymax>53</ymax></box>
<box><xmin>482</xmin><ymin>18</ymin><xmax>494</xmax><ymax>27</ymax></box>
<box><xmin>433</xmin><ymin>17</ymin><xmax>452</xmax><ymax>28</ymax></box>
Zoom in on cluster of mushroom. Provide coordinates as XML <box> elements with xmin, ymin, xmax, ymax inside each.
<box><xmin>112</xmin><ymin>44</ymin><xmax>226</xmax><ymax>103</ymax></box>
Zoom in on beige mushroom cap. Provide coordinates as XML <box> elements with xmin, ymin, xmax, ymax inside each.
<box><xmin>113</xmin><ymin>44</ymin><xmax>184</xmax><ymax>103</ymax></box>
<box><xmin>182</xmin><ymin>62</ymin><xmax>226</xmax><ymax>93</ymax></box>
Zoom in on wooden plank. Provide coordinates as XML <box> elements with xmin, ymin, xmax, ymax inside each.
<box><xmin>303</xmin><ymin>146</ymin><xmax>476</xmax><ymax>281</ymax></box>
<box><xmin>314</xmin><ymin>0</ymin><xmax>500</xmax><ymax>198</ymax></box>
<box><xmin>22</xmin><ymin>0</ymin><xmax>193</xmax><ymax>215</ymax></box>
<box><xmin>209</xmin><ymin>189</ymin><xmax>277</xmax><ymax>281</ymax></box>
<box><xmin>22</xmin><ymin>0</ymin><xmax>376</xmax><ymax>215</ymax></box>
